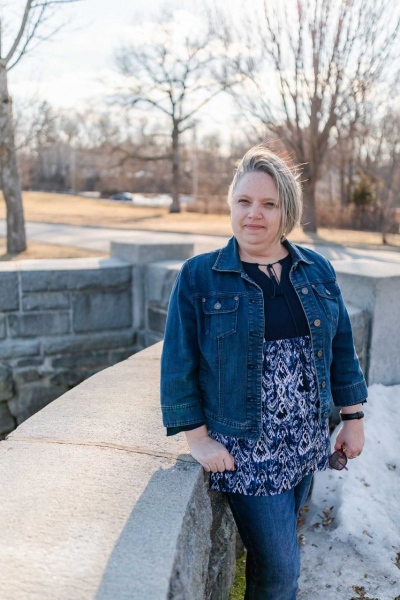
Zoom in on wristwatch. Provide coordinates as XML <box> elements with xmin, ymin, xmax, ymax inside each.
<box><xmin>339</xmin><ymin>411</ymin><xmax>364</xmax><ymax>421</ymax></box>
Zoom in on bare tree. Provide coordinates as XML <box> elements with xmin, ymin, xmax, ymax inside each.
<box><xmin>115</xmin><ymin>8</ymin><xmax>239</xmax><ymax>213</ymax></box>
<box><xmin>226</xmin><ymin>0</ymin><xmax>400</xmax><ymax>231</ymax></box>
<box><xmin>0</xmin><ymin>0</ymin><xmax>80</xmax><ymax>253</ymax></box>
<box><xmin>357</xmin><ymin>109</ymin><xmax>400</xmax><ymax>243</ymax></box>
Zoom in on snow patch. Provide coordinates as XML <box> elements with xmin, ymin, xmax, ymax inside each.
<box><xmin>298</xmin><ymin>384</ymin><xmax>400</xmax><ymax>600</ymax></box>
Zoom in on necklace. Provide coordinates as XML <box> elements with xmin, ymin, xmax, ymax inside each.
<box><xmin>256</xmin><ymin>257</ymin><xmax>286</xmax><ymax>267</ymax></box>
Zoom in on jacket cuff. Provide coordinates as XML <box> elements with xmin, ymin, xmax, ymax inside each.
<box><xmin>332</xmin><ymin>379</ymin><xmax>368</xmax><ymax>407</ymax></box>
<box><xmin>166</xmin><ymin>422</ymin><xmax>206</xmax><ymax>437</ymax></box>
<box><xmin>161</xmin><ymin>401</ymin><xmax>206</xmax><ymax>428</ymax></box>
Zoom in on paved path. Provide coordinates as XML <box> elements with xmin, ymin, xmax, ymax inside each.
<box><xmin>2</xmin><ymin>220</ymin><xmax>400</xmax><ymax>264</ymax></box>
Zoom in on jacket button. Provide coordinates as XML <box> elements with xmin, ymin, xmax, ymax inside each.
<box><xmin>317</xmin><ymin>350</ymin><xmax>323</xmax><ymax>357</ymax></box>
<box><xmin>202</xmin><ymin>298</ymin><xmax>206</xmax><ymax>302</ymax></box>
<box><xmin>302</xmin><ymin>287</ymin><xmax>309</xmax><ymax>294</ymax></box>
<box><xmin>322</xmin><ymin>411</ymin><xmax>328</xmax><ymax>418</ymax></box>
<box><xmin>214</xmin><ymin>302</ymin><xmax>221</xmax><ymax>309</ymax></box>
<box><xmin>325</xmin><ymin>289</ymin><xmax>331</xmax><ymax>295</ymax></box>
<box><xmin>321</xmin><ymin>381</ymin><xmax>326</xmax><ymax>388</ymax></box>
<box><xmin>314</xmin><ymin>319</ymin><xmax>321</xmax><ymax>327</ymax></box>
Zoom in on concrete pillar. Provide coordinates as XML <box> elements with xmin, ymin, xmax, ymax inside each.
<box><xmin>110</xmin><ymin>242</ymin><xmax>194</xmax><ymax>348</ymax></box>
<box><xmin>333</xmin><ymin>259</ymin><xmax>400</xmax><ymax>385</ymax></box>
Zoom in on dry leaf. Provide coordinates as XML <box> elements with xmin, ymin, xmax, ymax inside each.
<box><xmin>363</xmin><ymin>530</ymin><xmax>373</xmax><ymax>538</ymax></box>
<box><xmin>298</xmin><ymin>534</ymin><xmax>306</xmax><ymax>546</ymax></box>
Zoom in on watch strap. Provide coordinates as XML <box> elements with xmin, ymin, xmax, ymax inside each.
<box><xmin>340</xmin><ymin>411</ymin><xmax>364</xmax><ymax>421</ymax></box>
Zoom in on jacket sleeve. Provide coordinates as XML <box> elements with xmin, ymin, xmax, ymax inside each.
<box><xmin>327</xmin><ymin>262</ymin><xmax>368</xmax><ymax>407</ymax></box>
<box><xmin>160</xmin><ymin>260</ymin><xmax>206</xmax><ymax>428</ymax></box>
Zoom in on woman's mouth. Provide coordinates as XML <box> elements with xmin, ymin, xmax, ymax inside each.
<box><xmin>244</xmin><ymin>225</ymin><xmax>264</xmax><ymax>229</ymax></box>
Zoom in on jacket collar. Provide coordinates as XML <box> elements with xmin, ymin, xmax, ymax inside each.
<box><xmin>212</xmin><ymin>236</ymin><xmax>313</xmax><ymax>272</ymax></box>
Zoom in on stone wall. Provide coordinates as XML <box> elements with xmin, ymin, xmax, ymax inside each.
<box><xmin>0</xmin><ymin>244</ymin><xmax>197</xmax><ymax>437</ymax></box>
<box><xmin>0</xmin><ymin>342</ymin><xmax>239</xmax><ymax>600</ymax></box>
<box><xmin>0</xmin><ymin>258</ymin><xmax>136</xmax><ymax>435</ymax></box>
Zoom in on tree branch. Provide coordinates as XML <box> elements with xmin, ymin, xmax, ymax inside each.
<box><xmin>4</xmin><ymin>0</ymin><xmax>33</xmax><ymax>64</ymax></box>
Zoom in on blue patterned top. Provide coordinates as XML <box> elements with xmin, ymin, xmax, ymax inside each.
<box><xmin>208</xmin><ymin>335</ymin><xmax>331</xmax><ymax>496</ymax></box>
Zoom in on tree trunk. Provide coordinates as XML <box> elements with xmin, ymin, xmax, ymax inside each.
<box><xmin>301</xmin><ymin>176</ymin><xmax>318</xmax><ymax>233</ymax></box>
<box><xmin>0</xmin><ymin>63</ymin><xmax>26</xmax><ymax>253</ymax></box>
<box><xmin>169</xmin><ymin>124</ymin><xmax>180</xmax><ymax>213</ymax></box>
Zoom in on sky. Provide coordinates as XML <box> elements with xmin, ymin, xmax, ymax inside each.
<box><xmin>7</xmin><ymin>0</ymin><xmax>169</xmax><ymax>107</ymax></box>
<box><xmin>3</xmin><ymin>0</ymin><xmax>243</xmax><ymax>140</ymax></box>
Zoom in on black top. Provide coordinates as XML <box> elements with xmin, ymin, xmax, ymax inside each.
<box><xmin>242</xmin><ymin>254</ymin><xmax>309</xmax><ymax>341</ymax></box>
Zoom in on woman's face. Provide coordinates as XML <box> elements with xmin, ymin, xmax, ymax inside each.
<box><xmin>230</xmin><ymin>172</ymin><xmax>282</xmax><ymax>254</ymax></box>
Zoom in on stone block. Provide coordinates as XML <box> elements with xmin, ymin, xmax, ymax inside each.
<box><xmin>147</xmin><ymin>305</ymin><xmax>167</xmax><ymax>334</ymax></box>
<box><xmin>136</xmin><ymin>330</ymin><xmax>164</xmax><ymax>351</ymax></box>
<box><xmin>0</xmin><ymin>341</ymin><xmax>40</xmax><ymax>360</ymax></box>
<box><xmin>42</xmin><ymin>331</ymin><xmax>135</xmax><ymax>355</ymax></box>
<box><xmin>8</xmin><ymin>383</ymin><xmax>68</xmax><ymax>423</ymax></box>
<box><xmin>49</xmin><ymin>368</ymin><xmax>103</xmax><ymax>388</ymax></box>
<box><xmin>206</xmin><ymin>494</ymin><xmax>238</xmax><ymax>600</ymax></box>
<box><xmin>109</xmin><ymin>347</ymin><xmax>137</xmax><ymax>364</ymax></box>
<box><xmin>8</xmin><ymin>312</ymin><xmax>70</xmax><ymax>338</ymax></box>
<box><xmin>0</xmin><ymin>401</ymin><xmax>15</xmax><ymax>435</ymax></box>
<box><xmin>0</xmin><ymin>364</ymin><xmax>14</xmax><ymax>401</ymax></box>
<box><xmin>20</xmin><ymin>259</ymin><xmax>131</xmax><ymax>292</ymax></box>
<box><xmin>0</xmin><ymin>272</ymin><xmax>19</xmax><ymax>311</ymax></box>
<box><xmin>12</xmin><ymin>357</ymin><xmax>43</xmax><ymax>368</ymax></box>
<box><xmin>347</xmin><ymin>305</ymin><xmax>369</xmax><ymax>374</ymax></box>
<box><xmin>51</xmin><ymin>351</ymin><xmax>110</xmax><ymax>370</ymax></box>
<box><xmin>22</xmin><ymin>292</ymin><xmax>70</xmax><ymax>311</ymax></box>
<box><xmin>72</xmin><ymin>290</ymin><xmax>132</xmax><ymax>332</ymax></box>
<box><xmin>334</xmin><ymin>259</ymin><xmax>400</xmax><ymax>385</ymax></box>
<box><xmin>13</xmin><ymin>368</ymin><xmax>42</xmax><ymax>386</ymax></box>
<box><xmin>145</xmin><ymin>261</ymin><xmax>182</xmax><ymax>309</ymax></box>
<box><xmin>0</xmin><ymin>315</ymin><xmax>6</xmax><ymax>339</ymax></box>
<box><xmin>110</xmin><ymin>241</ymin><xmax>194</xmax><ymax>264</ymax></box>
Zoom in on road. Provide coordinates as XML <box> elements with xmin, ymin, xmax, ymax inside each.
<box><xmin>1</xmin><ymin>220</ymin><xmax>400</xmax><ymax>264</ymax></box>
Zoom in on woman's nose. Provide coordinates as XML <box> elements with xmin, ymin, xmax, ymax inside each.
<box><xmin>248</xmin><ymin>202</ymin><xmax>263</xmax><ymax>217</ymax></box>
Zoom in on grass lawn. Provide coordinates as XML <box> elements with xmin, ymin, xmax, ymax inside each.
<box><xmin>0</xmin><ymin>237</ymin><xmax>106</xmax><ymax>261</ymax></box>
<box><xmin>1</xmin><ymin>192</ymin><xmax>400</xmax><ymax>258</ymax></box>
<box><xmin>229</xmin><ymin>555</ymin><xmax>247</xmax><ymax>599</ymax></box>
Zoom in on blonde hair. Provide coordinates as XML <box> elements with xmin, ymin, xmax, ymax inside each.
<box><xmin>228</xmin><ymin>144</ymin><xmax>303</xmax><ymax>241</ymax></box>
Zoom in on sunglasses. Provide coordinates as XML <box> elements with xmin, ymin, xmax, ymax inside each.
<box><xmin>329</xmin><ymin>445</ymin><xmax>348</xmax><ymax>471</ymax></box>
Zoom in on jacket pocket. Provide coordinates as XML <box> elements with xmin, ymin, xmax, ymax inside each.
<box><xmin>311</xmin><ymin>281</ymin><xmax>340</xmax><ymax>324</ymax></box>
<box><xmin>201</xmin><ymin>294</ymin><xmax>239</xmax><ymax>339</ymax></box>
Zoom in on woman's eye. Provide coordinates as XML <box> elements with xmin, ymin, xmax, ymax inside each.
<box><xmin>238</xmin><ymin>199</ymin><xmax>249</xmax><ymax>204</ymax></box>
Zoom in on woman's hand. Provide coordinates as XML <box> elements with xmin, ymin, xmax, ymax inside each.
<box><xmin>334</xmin><ymin>420</ymin><xmax>365</xmax><ymax>459</ymax></box>
<box><xmin>184</xmin><ymin>425</ymin><xmax>235</xmax><ymax>473</ymax></box>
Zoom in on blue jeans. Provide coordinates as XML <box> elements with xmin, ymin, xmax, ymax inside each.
<box><xmin>225</xmin><ymin>473</ymin><xmax>313</xmax><ymax>600</ymax></box>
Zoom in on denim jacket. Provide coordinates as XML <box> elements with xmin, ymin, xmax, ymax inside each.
<box><xmin>160</xmin><ymin>236</ymin><xmax>367</xmax><ymax>440</ymax></box>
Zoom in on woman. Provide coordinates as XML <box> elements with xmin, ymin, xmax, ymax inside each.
<box><xmin>160</xmin><ymin>145</ymin><xmax>367</xmax><ymax>599</ymax></box>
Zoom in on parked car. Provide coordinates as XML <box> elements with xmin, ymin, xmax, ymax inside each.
<box><xmin>109</xmin><ymin>192</ymin><xmax>134</xmax><ymax>202</ymax></box>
